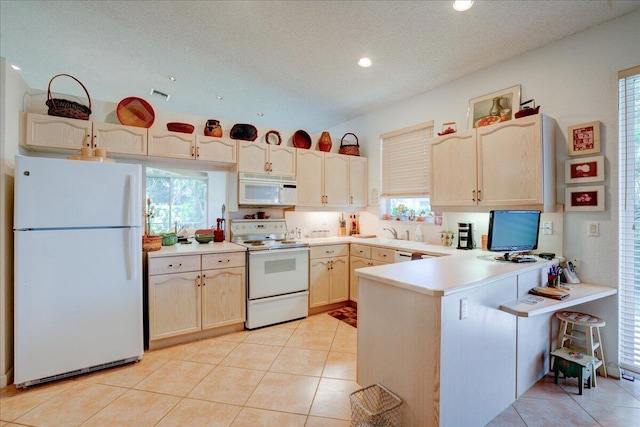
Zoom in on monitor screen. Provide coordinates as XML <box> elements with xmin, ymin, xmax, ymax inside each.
<box><xmin>487</xmin><ymin>210</ymin><xmax>541</xmax><ymax>252</ymax></box>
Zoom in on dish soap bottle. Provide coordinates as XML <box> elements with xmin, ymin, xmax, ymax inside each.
<box><xmin>415</xmin><ymin>224</ymin><xmax>423</xmax><ymax>242</ymax></box>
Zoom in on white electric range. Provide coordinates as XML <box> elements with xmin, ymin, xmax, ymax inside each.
<box><xmin>230</xmin><ymin>219</ymin><xmax>309</xmax><ymax>329</ymax></box>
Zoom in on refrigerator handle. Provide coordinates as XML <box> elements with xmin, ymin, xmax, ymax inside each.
<box><xmin>126</xmin><ymin>174</ymin><xmax>135</xmax><ymax>227</ymax></box>
<box><xmin>125</xmin><ymin>228</ymin><xmax>139</xmax><ymax>281</ymax></box>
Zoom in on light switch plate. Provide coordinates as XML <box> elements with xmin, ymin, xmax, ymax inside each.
<box><xmin>587</xmin><ymin>221</ymin><xmax>599</xmax><ymax>237</ymax></box>
<box><xmin>542</xmin><ymin>220</ymin><xmax>553</xmax><ymax>235</ymax></box>
<box><xmin>460</xmin><ymin>297</ymin><xmax>468</xmax><ymax>320</ymax></box>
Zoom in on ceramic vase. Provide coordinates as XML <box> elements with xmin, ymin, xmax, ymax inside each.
<box><xmin>204</xmin><ymin>119</ymin><xmax>223</xmax><ymax>137</ymax></box>
<box><xmin>318</xmin><ymin>131</ymin><xmax>332</xmax><ymax>152</ymax></box>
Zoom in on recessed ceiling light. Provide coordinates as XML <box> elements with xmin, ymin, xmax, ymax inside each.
<box><xmin>168</xmin><ymin>76</ymin><xmax>176</xmax><ymax>82</ymax></box>
<box><xmin>358</xmin><ymin>57</ymin><xmax>372</xmax><ymax>68</ymax></box>
<box><xmin>11</xmin><ymin>64</ymin><xmax>21</xmax><ymax>71</ymax></box>
<box><xmin>257</xmin><ymin>112</ymin><xmax>264</xmax><ymax>117</ymax></box>
<box><xmin>216</xmin><ymin>95</ymin><xmax>223</xmax><ymax>100</ymax></box>
<box><xmin>453</xmin><ymin>0</ymin><xmax>474</xmax><ymax>11</ymax></box>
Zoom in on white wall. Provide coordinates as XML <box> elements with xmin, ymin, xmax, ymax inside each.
<box><xmin>327</xmin><ymin>10</ymin><xmax>640</xmax><ymax>374</ymax></box>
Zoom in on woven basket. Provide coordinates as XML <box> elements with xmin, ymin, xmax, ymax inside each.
<box><xmin>142</xmin><ymin>235</ymin><xmax>162</xmax><ymax>252</ymax></box>
<box><xmin>339</xmin><ymin>133</ymin><xmax>360</xmax><ymax>156</ymax></box>
<box><xmin>46</xmin><ymin>74</ymin><xmax>92</xmax><ymax>120</ymax></box>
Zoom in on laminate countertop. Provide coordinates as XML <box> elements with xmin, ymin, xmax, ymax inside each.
<box><xmin>355</xmin><ymin>250</ymin><xmax>553</xmax><ymax>297</ymax></box>
<box><xmin>146</xmin><ymin>241</ymin><xmax>246</xmax><ymax>258</ymax></box>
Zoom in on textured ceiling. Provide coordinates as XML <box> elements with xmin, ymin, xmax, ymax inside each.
<box><xmin>1</xmin><ymin>1</ymin><xmax>639</xmax><ymax>132</ymax></box>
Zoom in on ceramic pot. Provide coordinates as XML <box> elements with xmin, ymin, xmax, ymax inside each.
<box><xmin>204</xmin><ymin>119</ymin><xmax>223</xmax><ymax>137</ymax></box>
<box><xmin>318</xmin><ymin>131</ymin><xmax>332</xmax><ymax>152</ymax></box>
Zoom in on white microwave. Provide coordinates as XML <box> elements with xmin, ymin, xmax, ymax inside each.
<box><xmin>238</xmin><ymin>173</ymin><xmax>297</xmax><ymax>207</ymax></box>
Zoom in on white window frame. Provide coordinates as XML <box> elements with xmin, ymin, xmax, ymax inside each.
<box><xmin>618</xmin><ymin>65</ymin><xmax>640</xmax><ymax>374</ymax></box>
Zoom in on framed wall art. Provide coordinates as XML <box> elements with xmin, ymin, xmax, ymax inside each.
<box><xmin>565</xmin><ymin>156</ymin><xmax>604</xmax><ymax>184</ymax></box>
<box><xmin>567</xmin><ymin>121</ymin><xmax>601</xmax><ymax>156</ymax></box>
<box><xmin>467</xmin><ymin>84</ymin><xmax>520</xmax><ymax>129</ymax></box>
<box><xmin>565</xmin><ymin>185</ymin><xmax>605</xmax><ymax>212</ymax></box>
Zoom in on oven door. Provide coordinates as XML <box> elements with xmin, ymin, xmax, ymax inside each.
<box><xmin>248</xmin><ymin>247</ymin><xmax>309</xmax><ymax>299</ymax></box>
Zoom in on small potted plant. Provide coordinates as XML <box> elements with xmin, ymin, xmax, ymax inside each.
<box><xmin>142</xmin><ymin>198</ymin><xmax>162</xmax><ymax>251</ymax></box>
<box><xmin>440</xmin><ymin>229</ymin><xmax>456</xmax><ymax>246</ymax></box>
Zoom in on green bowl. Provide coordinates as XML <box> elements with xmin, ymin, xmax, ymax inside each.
<box><xmin>195</xmin><ymin>234</ymin><xmax>214</xmax><ymax>244</ymax></box>
<box><xmin>161</xmin><ymin>233</ymin><xmax>178</xmax><ymax>246</ymax></box>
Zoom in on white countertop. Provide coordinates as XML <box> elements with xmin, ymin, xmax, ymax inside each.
<box><xmin>303</xmin><ymin>236</ymin><xmax>457</xmax><ymax>256</ymax></box>
<box><xmin>355</xmin><ymin>250</ymin><xmax>553</xmax><ymax>297</ymax></box>
<box><xmin>499</xmin><ymin>283</ymin><xmax>617</xmax><ymax>317</ymax></box>
<box><xmin>146</xmin><ymin>241</ymin><xmax>246</xmax><ymax>258</ymax></box>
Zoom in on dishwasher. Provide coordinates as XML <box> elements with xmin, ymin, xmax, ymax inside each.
<box><xmin>394</xmin><ymin>250</ymin><xmax>435</xmax><ymax>262</ymax></box>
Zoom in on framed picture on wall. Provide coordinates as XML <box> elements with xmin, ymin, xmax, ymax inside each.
<box><xmin>565</xmin><ymin>156</ymin><xmax>605</xmax><ymax>184</ymax></box>
<box><xmin>565</xmin><ymin>185</ymin><xmax>605</xmax><ymax>212</ymax></box>
<box><xmin>467</xmin><ymin>85</ymin><xmax>520</xmax><ymax>129</ymax></box>
<box><xmin>567</xmin><ymin>121</ymin><xmax>601</xmax><ymax>156</ymax></box>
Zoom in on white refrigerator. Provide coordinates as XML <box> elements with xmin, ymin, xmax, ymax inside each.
<box><xmin>13</xmin><ymin>155</ymin><xmax>144</xmax><ymax>387</ymax></box>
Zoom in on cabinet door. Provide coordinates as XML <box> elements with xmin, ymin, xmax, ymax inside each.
<box><xmin>238</xmin><ymin>141</ymin><xmax>269</xmax><ymax>173</ymax></box>
<box><xmin>201</xmin><ymin>267</ymin><xmax>245</xmax><ymax>329</ymax></box>
<box><xmin>148</xmin><ymin>272</ymin><xmax>201</xmax><ymax>341</ymax></box>
<box><xmin>148</xmin><ymin>129</ymin><xmax>195</xmax><ymax>159</ymax></box>
<box><xmin>196</xmin><ymin>136</ymin><xmax>236</xmax><ymax>163</ymax></box>
<box><xmin>349</xmin><ymin>256</ymin><xmax>369</xmax><ymax>302</ymax></box>
<box><xmin>329</xmin><ymin>256</ymin><xmax>349</xmax><ymax>303</ymax></box>
<box><xmin>430</xmin><ymin>130</ymin><xmax>477</xmax><ymax>207</ymax></box>
<box><xmin>92</xmin><ymin>121</ymin><xmax>147</xmax><ymax>155</ymax></box>
<box><xmin>269</xmin><ymin>145</ymin><xmax>297</xmax><ymax>176</ymax></box>
<box><xmin>349</xmin><ymin>257</ymin><xmax>386</xmax><ymax>302</ymax></box>
<box><xmin>477</xmin><ymin>117</ymin><xmax>542</xmax><ymax>207</ymax></box>
<box><xmin>309</xmin><ymin>258</ymin><xmax>331</xmax><ymax>307</ymax></box>
<box><xmin>324</xmin><ymin>153</ymin><xmax>349</xmax><ymax>207</ymax></box>
<box><xmin>349</xmin><ymin>156</ymin><xmax>368</xmax><ymax>208</ymax></box>
<box><xmin>296</xmin><ymin>150</ymin><xmax>325</xmax><ymax>207</ymax></box>
<box><xmin>25</xmin><ymin>113</ymin><xmax>91</xmax><ymax>150</ymax></box>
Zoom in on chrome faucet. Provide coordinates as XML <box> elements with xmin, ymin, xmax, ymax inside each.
<box><xmin>383</xmin><ymin>227</ymin><xmax>398</xmax><ymax>239</ymax></box>
<box><xmin>406</xmin><ymin>230</ymin><xmax>410</xmax><ymax>240</ymax></box>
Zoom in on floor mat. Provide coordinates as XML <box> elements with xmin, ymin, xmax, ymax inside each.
<box><xmin>327</xmin><ymin>306</ymin><xmax>357</xmax><ymax>328</ymax></box>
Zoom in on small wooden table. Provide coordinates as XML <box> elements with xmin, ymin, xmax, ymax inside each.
<box><xmin>551</xmin><ymin>347</ymin><xmax>597</xmax><ymax>395</ymax></box>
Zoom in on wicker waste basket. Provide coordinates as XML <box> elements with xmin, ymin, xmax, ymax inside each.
<box><xmin>350</xmin><ymin>383</ymin><xmax>402</xmax><ymax>427</ymax></box>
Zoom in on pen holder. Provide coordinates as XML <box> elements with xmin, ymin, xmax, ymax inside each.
<box><xmin>548</xmin><ymin>274</ymin><xmax>559</xmax><ymax>288</ymax></box>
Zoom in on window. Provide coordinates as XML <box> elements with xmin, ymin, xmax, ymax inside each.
<box><xmin>380</xmin><ymin>121</ymin><xmax>434</xmax><ymax>220</ymax></box>
<box><xmin>619</xmin><ymin>65</ymin><xmax>640</xmax><ymax>374</ymax></box>
<box><xmin>146</xmin><ymin>168</ymin><xmax>208</xmax><ymax>234</ymax></box>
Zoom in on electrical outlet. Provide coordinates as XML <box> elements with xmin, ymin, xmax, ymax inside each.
<box><xmin>542</xmin><ymin>220</ymin><xmax>553</xmax><ymax>235</ymax></box>
<box><xmin>460</xmin><ymin>297</ymin><xmax>468</xmax><ymax>320</ymax></box>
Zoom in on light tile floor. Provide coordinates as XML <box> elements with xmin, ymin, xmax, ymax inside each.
<box><xmin>1</xmin><ymin>312</ymin><xmax>639</xmax><ymax>426</ymax></box>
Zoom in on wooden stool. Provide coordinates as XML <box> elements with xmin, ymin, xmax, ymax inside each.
<box><xmin>551</xmin><ymin>347</ymin><xmax>596</xmax><ymax>395</ymax></box>
<box><xmin>555</xmin><ymin>310</ymin><xmax>606</xmax><ymax>387</ymax></box>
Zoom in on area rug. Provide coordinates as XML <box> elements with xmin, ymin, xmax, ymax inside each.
<box><xmin>328</xmin><ymin>306</ymin><xmax>357</xmax><ymax>328</ymax></box>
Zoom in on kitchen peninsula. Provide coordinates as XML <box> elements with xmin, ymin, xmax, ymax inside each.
<box><xmin>354</xmin><ymin>253</ymin><xmax>616</xmax><ymax>427</ymax></box>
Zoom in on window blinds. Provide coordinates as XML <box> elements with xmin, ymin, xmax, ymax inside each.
<box><xmin>618</xmin><ymin>65</ymin><xmax>640</xmax><ymax>374</ymax></box>
<box><xmin>380</xmin><ymin>121</ymin><xmax>434</xmax><ymax>197</ymax></box>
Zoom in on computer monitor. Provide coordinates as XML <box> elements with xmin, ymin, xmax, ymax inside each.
<box><xmin>487</xmin><ymin>210</ymin><xmax>541</xmax><ymax>261</ymax></box>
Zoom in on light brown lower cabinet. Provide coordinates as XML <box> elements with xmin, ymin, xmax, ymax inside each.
<box><xmin>148</xmin><ymin>252</ymin><xmax>245</xmax><ymax>345</ymax></box>
<box><xmin>309</xmin><ymin>244</ymin><xmax>349</xmax><ymax>308</ymax></box>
